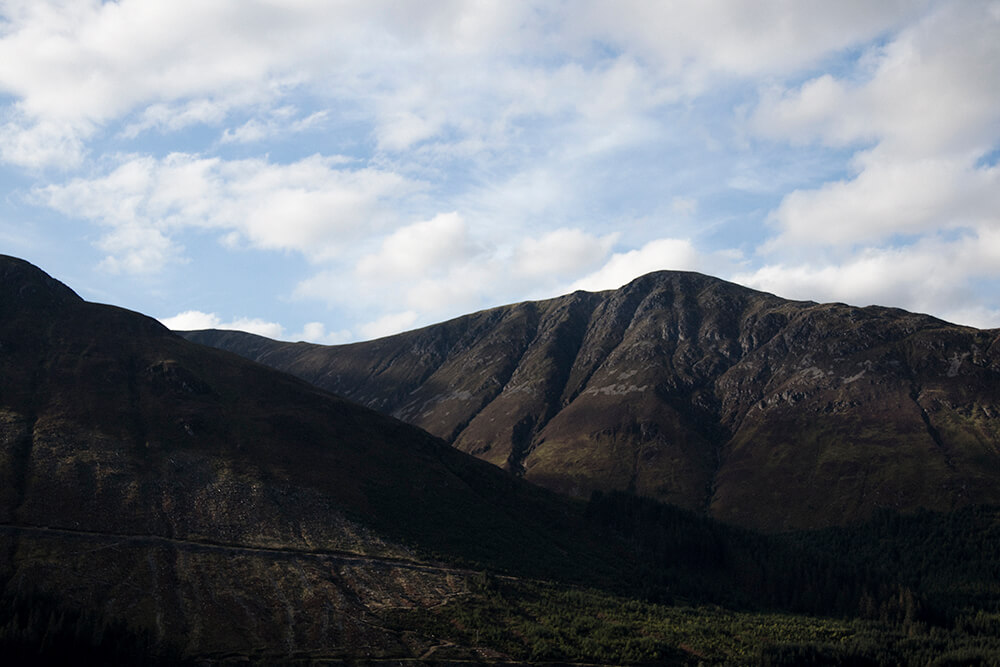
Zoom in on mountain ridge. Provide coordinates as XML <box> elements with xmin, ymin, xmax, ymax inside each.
<box><xmin>182</xmin><ymin>270</ymin><xmax>1000</xmax><ymax>531</ymax></box>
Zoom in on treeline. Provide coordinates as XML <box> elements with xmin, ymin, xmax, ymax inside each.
<box><xmin>584</xmin><ymin>490</ymin><xmax>893</xmax><ymax>617</ymax></box>
<box><xmin>580</xmin><ymin>491</ymin><xmax>1000</xmax><ymax>661</ymax></box>
<box><xmin>787</xmin><ymin>504</ymin><xmax>1000</xmax><ymax>620</ymax></box>
<box><xmin>583</xmin><ymin>491</ymin><xmax>1000</xmax><ymax>625</ymax></box>
<box><xmin>0</xmin><ymin>586</ymin><xmax>182</xmax><ymax>665</ymax></box>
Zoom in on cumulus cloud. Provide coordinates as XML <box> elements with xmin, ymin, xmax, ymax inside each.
<box><xmin>0</xmin><ymin>1</ymin><xmax>537</xmax><ymax>167</ymax></box>
<box><xmin>159</xmin><ymin>310</ymin><xmax>284</xmax><ymax>338</ymax></box>
<box><xmin>296</xmin><ymin>223</ymin><xmax>628</xmax><ymax>334</ymax></box>
<box><xmin>0</xmin><ymin>0</ymin><xmax>920</xmax><ymax>169</ymax></box>
<box><xmin>568</xmin><ymin>0</ymin><xmax>923</xmax><ymax>87</ymax></box>
<box><xmin>219</xmin><ymin>108</ymin><xmax>329</xmax><ymax>145</ymax></box>
<box><xmin>753</xmin><ymin>2</ymin><xmax>1000</xmax><ymax>249</ymax></box>
<box><xmin>733</xmin><ymin>231</ymin><xmax>1000</xmax><ymax>328</ymax></box>
<box><xmin>360</xmin><ymin>311</ymin><xmax>419</xmax><ymax>340</ymax></box>
<box><xmin>96</xmin><ymin>223</ymin><xmax>181</xmax><ymax>275</ymax></box>
<box><xmin>514</xmin><ymin>228</ymin><xmax>618</xmax><ymax>279</ymax></box>
<box><xmin>569</xmin><ymin>238</ymin><xmax>701</xmax><ymax>293</ymax></box>
<box><xmin>159</xmin><ymin>311</ymin><xmax>353</xmax><ymax>343</ymax></box>
<box><xmin>0</xmin><ymin>115</ymin><xmax>89</xmax><ymax>169</ymax></box>
<box><xmin>36</xmin><ymin>153</ymin><xmax>415</xmax><ymax>272</ymax></box>
<box><xmin>752</xmin><ymin>3</ymin><xmax>1000</xmax><ymax>157</ymax></box>
<box><xmin>121</xmin><ymin>99</ymin><xmax>231</xmax><ymax>139</ymax></box>
<box><xmin>765</xmin><ymin>149</ymin><xmax>1000</xmax><ymax>248</ymax></box>
<box><xmin>293</xmin><ymin>322</ymin><xmax>352</xmax><ymax>345</ymax></box>
<box><xmin>356</xmin><ymin>212</ymin><xmax>481</xmax><ymax>282</ymax></box>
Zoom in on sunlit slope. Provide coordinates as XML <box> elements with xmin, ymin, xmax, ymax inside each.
<box><xmin>184</xmin><ymin>271</ymin><xmax>1000</xmax><ymax>531</ymax></box>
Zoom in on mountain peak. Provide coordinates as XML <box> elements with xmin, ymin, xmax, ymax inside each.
<box><xmin>183</xmin><ymin>269</ymin><xmax>1000</xmax><ymax>531</ymax></box>
<box><xmin>0</xmin><ymin>254</ymin><xmax>81</xmax><ymax>312</ymax></box>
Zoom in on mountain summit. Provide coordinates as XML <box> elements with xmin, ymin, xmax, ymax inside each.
<box><xmin>184</xmin><ymin>270</ymin><xmax>1000</xmax><ymax>531</ymax></box>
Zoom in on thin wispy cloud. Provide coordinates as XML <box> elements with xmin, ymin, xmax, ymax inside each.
<box><xmin>1</xmin><ymin>0</ymin><xmax>998</xmax><ymax>339</ymax></box>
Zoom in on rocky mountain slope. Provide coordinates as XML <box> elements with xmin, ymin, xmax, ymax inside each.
<box><xmin>183</xmin><ymin>271</ymin><xmax>1000</xmax><ymax>531</ymax></box>
<box><xmin>0</xmin><ymin>255</ymin><xmax>626</xmax><ymax>661</ymax></box>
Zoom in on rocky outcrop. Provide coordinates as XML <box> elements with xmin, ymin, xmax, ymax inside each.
<box><xmin>183</xmin><ymin>271</ymin><xmax>1000</xmax><ymax>531</ymax></box>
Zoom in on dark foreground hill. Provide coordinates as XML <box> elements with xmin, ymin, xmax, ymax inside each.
<box><xmin>183</xmin><ymin>271</ymin><xmax>1000</xmax><ymax>532</ymax></box>
<box><xmin>0</xmin><ymin>254</ymin><xmax>635</xmax><ymax>660</ymax></box>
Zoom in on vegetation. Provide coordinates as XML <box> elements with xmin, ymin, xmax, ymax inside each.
<box><xmin>385</xmin><ymin>578</ymin><xmax>1000</xmax><ymax>665</ymax></box>
<box><xmin>374</xmin><ymin>493</ymin><xmax>1000</xmax><ymax>665</ymax></box>
<box><xmin>786</xmin><ymin>504</ymin><xmax>1000</xmax><ymax>621</ymax></box>
<box><xmin>0</xmin><ymin>587</ymin><xmax>182</xmax><ymax>664</ymax></box>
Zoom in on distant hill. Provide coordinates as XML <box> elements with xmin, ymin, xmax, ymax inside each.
<box><xmin>182</xmin><ymin>271</ymin><xmax>1000</xmax><ymax>531</ymax></box>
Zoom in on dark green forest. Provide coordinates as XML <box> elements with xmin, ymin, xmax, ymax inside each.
<box><xmin>385</xmin><ymin>494</ymin><xmax>1000</xmax><ymax>664</ymax></box>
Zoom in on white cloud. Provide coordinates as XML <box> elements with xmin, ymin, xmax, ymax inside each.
<box><xmin>295</xmin><ymin>223</ymin><xmax>627</xmax><ymax>336</ymax></box>
<box><xmin>0</xmin><ymin>1</ymin><xmax>536</xmax><ymax>167</ymax></box>
<box><xmin>752</xmin><ymin>3</ymin><xmax>1000</xmax><ymax>158</ymax></box>
<box><xmin>159</xmin><ymin>310</ymin><xmax>284</xmax><ymax>338</ymax></box>
<box><xmin>36</xmin><ymin>153</ymin><xmax>416</xmax><ymax>271</ymax></box>
<box><xmin>753</xmin><ymin>2</ymin><xmax>1000</xmax><ymax>250</ymax></box>
<box><xmin>121</xmin><ymin>99</ymin><xmax>230</xmax><ymax>139</ymax></box>
<box><xmin>733</xmin><ymin>232</ymin><xmax>1000</xmax><ymax>328</ymax></box>
<box><xmin>568</xmin><ymin>1</ymin><xmax>924</xmax><ymax>86</ymax></box>
<box><xmin>159</xmin><ymin>310</ymin><xmax>223</xmax><ymax>331</ymax></box>
<box><xmin>160</xmin><ymin>312</ymin><xmax>353</xmax><ymax>343</ymax></box>
<box><xmin>219</xmin><ymin>109</ymin><xmax>329</xmax><ymax>144</ymax></box>
<box><xmin>0</xmin><ymin>115</ymin><xmax>88</xmax><ymax>169</ymax></box>
<box><xmin>220</xmin><ymin>119</ymin><xmax>269</xmax><ymax>145</ymax></box>
<box><xmin>360</xmin><ymin>310</ymin><xmax>419</xmax><ymax>340</ymax></box>
<box><xmin>765</xmin><ymin>149</ymin><xmax>1000</xmax><ymax>248</ymax></box>
<box><xmin>356</xmin><ymin>212</ymin><xmax>480</xmax><ymax>282</ymax></box>
<box><xmin>514</xmin><ymin>228</ymin><xmax>618</xmax><ymax>279</ymax></box>
<box><xmin>292</xmin><ymin>322</ymin><xmax>352</xmax><ymax>345</ymax></box>
<box><xmin>0</xmin><ymin>0</ymin><xmax>920</xmax><ymax>169</ymax></box>
<box><xmin>570</xmin><ymin>238</ymin><xmax>701</xmax><ymax>292</ymax></box>
<box><xmin>97</xmin><ymin>223</ymin><xmax>181</xmax><ymax>275</ymax></box>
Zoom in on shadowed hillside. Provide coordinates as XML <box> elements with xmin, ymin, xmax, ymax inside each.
<box><xmin>0</xmin><ymin>254</ymin><xmax>629</xmax><ymax>661</ymax></box>
<box><xmin>183</xmin><ymin>271</ymin><xmax>1000</xmax><ymax>531</ymax></box>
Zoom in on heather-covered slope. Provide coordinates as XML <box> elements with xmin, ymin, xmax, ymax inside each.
<box><xmin>183</xmin><ymin>271</ymin><xmax>1000</xmax><ymax>531</ymax></box>
<box><xmin>0</xmin><ymin>255</ymin><xmax>618</xmax><ymax>661</ymax></box>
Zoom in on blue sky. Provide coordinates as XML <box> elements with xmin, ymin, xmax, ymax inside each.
<box><xmin>2</xmin><ymin>0</ymin><xmax>999</xmax><ymax>342</ymax></box>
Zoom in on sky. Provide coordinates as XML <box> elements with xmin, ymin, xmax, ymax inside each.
<box><xmin>2</xmin><ymin>0</ymin><xmax>999</xmax><ymax>343</ymax></box>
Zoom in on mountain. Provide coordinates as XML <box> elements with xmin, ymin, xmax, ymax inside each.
<box><xmin>0</xmin><ymin>254</ymin><xmax>630</xmax><ymax>661</ymax></box>
<box><xmin>182</xmin><ymin>271</ymin><xmax>1000</xmax><ymax>532</ymax></box>
<box><xmin>6</xmin><ymin>254</ymin><xmax>1000</xmax><ymax>663</ymax></box>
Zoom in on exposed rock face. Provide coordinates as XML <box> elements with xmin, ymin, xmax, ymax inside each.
<box><xmin>0</xmin><ymin>255</ymin><xmax>600</xmax><ymax>660</ymax></box>
<box><xmin>183</xmin><ymin>271</ymin><xmax>1000</xmax><ymax>531</ymax></box>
